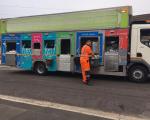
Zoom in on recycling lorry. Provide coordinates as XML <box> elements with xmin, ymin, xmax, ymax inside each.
<box><xmin>0</xmin><ymin>6</ymin><xmax>150</xmax><ymax>82</ymax></box>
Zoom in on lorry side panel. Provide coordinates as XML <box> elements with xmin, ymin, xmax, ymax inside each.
<box><xmin>1</xmin><ymin>34</ymin><xmax>21</xmax><ymax>66</ymax></box>
<box><xmin>56</xmin><ymin>32</ymin><xmax>75</xmax><ymax>72</ymax></box>
<box><xmin>32</xmin><ymin>33</ymin><xmax>43</xmax><ymax>61</ymax></box>
<box><xmin>20</xmin><ymin>33</ymin><xmax>32</xmax><ymax>70</ymax></box>
<box><xmin>43</xmin><ymin>32</ymin><xmax>57</xmax><ymax>71</ymax></box>
<box><xmin>76</xmin><ymin>31</ymin><xmax>99</xmax><ymax>72</ymax></box>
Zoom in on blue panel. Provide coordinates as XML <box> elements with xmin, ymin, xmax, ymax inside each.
<box><xmin>43</xmin><ymin>33</ymin><xmax>57</xmax><ymax>71</ymax></box>
<box><xmin>76</xmin><ymin>31</ymin><xmax>99</xmax><ymax>55</ymax></box>
<box><xmin>76</xmin><ymin>31</ymin><xmax>99</xmax><ymax>72</ymax></box>
<box><xmin>1</xmin><ymin>40</ymin><xmax>6</xmax><ymax>64</ymax></box>
<box><xmin>2</xmin><ymin>34</ymin><xmax>20</xmax><ymax>41</ymax></box>
<box><xmin>20</xmin><ymin>34</ymin><xmax>32</xmax><ymax>70</ymax></box>
<box><xmin>47</xmin><ymin>56</ymin><xmax>57</xmax><ymax>71</ymax></box>
<box><xmin>1</xmin><ymin>34</ymin><xmax>21</xmax><ymax>65</ymax></box>
<box><xmin>99</xmin><ymin>33</ymin><xmax>104</xmax><ymax>65</ymax></box>
<box><xmin>16</xmin><ymin>40</ymin><xmax>21</xmax><ymax>67</ymax></box>
<box><xmin>20</xmin><ymin>48</ymin><xmax>32</xmax><ymax>70</ymax></box>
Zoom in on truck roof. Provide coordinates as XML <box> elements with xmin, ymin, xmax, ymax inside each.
<box><xmin>3</xmin><ymin>6</ymin><xmax>132</xmax><ymax>20</ymax></box>
<box><xmin>1</xmin><ymin>6</ymin><xmax>132</xmax><ymax>33</ymax></box>
<box><xmin>132</xmin><ymin>14</ymin><xmax>150</xmax><ymax>22</ymax></box>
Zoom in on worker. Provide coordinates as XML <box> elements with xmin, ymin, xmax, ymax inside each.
<box><xmin>80</xmin><ymin>40</ymin><xmax>94</xmax><ymax>85</ymax></box>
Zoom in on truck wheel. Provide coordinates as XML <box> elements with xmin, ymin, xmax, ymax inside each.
<box><xmin>128</xmin><ymin>65</ymin><xmax>148</xmax><ymax>83</ymax></box>
<box><xmin>34</xmin><ymin>62</ymin><xmax>47</xmax><ymax>75</ymax></box>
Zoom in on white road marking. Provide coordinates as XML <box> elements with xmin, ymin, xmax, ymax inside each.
<box><xmin>0</xmin><ymin>65</ymin><xmax>11</xmax><ymax>68</ymax></box>
<box><xmin>0</xmin><ymin>94</ymin><xmax>147</xmax><ymax>120</ymax></box>
<box><xmin>0</xmin><ymin>65</ymin><xmax>19</xmax><ymax>70</ymax></box>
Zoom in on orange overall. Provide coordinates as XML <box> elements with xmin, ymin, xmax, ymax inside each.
<box><xmin>80</xmin><ymin>45</ymin><xmax>92</xmax><ymax>83</ymax></box>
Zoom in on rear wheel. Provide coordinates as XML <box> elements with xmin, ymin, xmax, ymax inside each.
<box><xmin>34</xmin><ymin>62</ymin><xmax>47</xmax><ymax>75</ymax></box>
<box><xmin>128</xmin><ymin>65</ymin><xmax>148</xmax><ymax>83</ymax></box>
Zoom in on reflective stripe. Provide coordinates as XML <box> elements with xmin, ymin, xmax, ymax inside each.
<box><xmin>16</xmin><ymin>54</ymin><xmax>31</xmax><ymax>56</ymax></box>
<box><xmin>17</xmin><ymin>54</ymin><xmax>54</xmax><ymax>56</ymax></box>
<box><xmin>82</xmin><ymin>45</ymin><xmax>87</xmax><ymax>55</ymax></box>
<box><xmin>81</xmin><ymin>45</ymin><xmax>89</xmax><ymax>57</ymax></box>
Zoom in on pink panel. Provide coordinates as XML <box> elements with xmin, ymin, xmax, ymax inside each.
<box><xmin>105</xmin><ymin>29</ymin><xmax>129</xmax><ymax>50</ymax></box>
<box><xmin>119</xmin><ymin>29</ymin><xmax>128</xmax><ymax>50</ymax></box>
<box><xmin>105</xmin><ymin>29</ymin><xmax>118</xmax><ymax>36</ymax></box>
<box><xmin>32</xmin><ymin>33</ymin><xmax>42</xmax><ymax>60</ymax></box>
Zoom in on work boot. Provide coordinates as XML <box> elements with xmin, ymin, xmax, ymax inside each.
<box><xmin>83</xmin><ymin>80</ymin><xmax>88</xmax><ymax>85</ymax></box>
<box><xmin>87</xmin><ymin>78</ymin><xmax>94</xmax><ymax>86</ymax></box>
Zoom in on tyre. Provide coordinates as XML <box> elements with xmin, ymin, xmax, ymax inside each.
<box><xmin>34</xmin><ymin>62</ymin><xmax>47</xmax><ymax>75</ymax></box>
<box><xmin>128</xmin><ymin>65</ymin><xmax>148</xmax><ymax>83</ymax></box>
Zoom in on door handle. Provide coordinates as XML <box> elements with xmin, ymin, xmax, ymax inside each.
<box><xmin>136</xmin><ymin>53</ymin><xmax>142</xmax><ymax>57</ymax></box>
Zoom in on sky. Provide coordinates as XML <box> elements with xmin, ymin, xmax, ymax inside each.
<box><xmin>0</xmin><ymin>0</ymin><xmax>150</xmax><ymax>18</ymax></box>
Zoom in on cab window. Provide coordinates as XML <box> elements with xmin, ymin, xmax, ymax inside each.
<box><xmin>140</xmin><ymin>29</ymin><xmax>150</xmax><ymax>47</ymax></box>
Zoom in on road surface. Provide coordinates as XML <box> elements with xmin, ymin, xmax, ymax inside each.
<box><xmin>0</xmin><ymin>66</ymin><xmax>149</xmax><ymax>120</ymax></box>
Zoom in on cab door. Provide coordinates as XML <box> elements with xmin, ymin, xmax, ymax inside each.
<box><xmin>137</xmin><ymin>28</ymin><xmax>150</xmax><ymax>64</ymax></box>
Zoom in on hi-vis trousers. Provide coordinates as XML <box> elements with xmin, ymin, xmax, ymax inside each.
<box><xmin>80</xmin><ymin>59</ymin><xmax>90</xmax><ymax>82</ymax></box>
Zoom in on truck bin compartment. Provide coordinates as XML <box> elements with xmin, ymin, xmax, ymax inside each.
<box><xmin>6</xmin><ymin>53</ymin><xmax>16</xmax><ymax>66</ymax></box>
<box><xmin>90</xmin><ymin>55</ymin><xmax>100</xmax><ymax>67</ymax></box>
<box><xmin>1</xmin><ymin>34</ymin><xmax>21</xmax><ymax>66</ymax></box>
<box><xmin>76</xmin><ymin>31</ymin><xmax>104</xmax><ymax>72</ymax></box>
<box><xmin>20</xmin><ymin>33</ymin><xmax>32</xmax><ymax>70</ymax></box>
<box><xmin>43</xmin><ymin>32</ymin><xmax>57</xmax><ymax>71</ymax></box>
<box><xmin>56</xmin><ymin>32</ymin><xmax>75</xmax><ymax>72</ymax></box>
<box><xmin>104</xmin><ymin>29</ymin><xmax>128</xmax><ymax>72</ymax></box>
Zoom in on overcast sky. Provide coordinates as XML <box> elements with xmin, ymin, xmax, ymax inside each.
<box><xmin>0</xmin><ymin>0</ymin><xmax>150</xmax><ymax>18</ymax></box>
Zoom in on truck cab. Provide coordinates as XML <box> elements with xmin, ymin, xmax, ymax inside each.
<box><xmin>129</xmin><ymin>22</ymin><xmax>150</xmax><ymax>82</ymax></box>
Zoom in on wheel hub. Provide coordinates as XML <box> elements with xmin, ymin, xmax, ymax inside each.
<box><xmin>133</xmin><ymin>70</ymin><xmax>143</xmax><ymax>80</ymax></box>
<box><xmin>37</xmin><ymin>64</ymin><xmax>45</xmax><ymax>74</ymax></box>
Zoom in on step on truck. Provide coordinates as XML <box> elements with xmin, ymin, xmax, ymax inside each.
<box><xmin>1</xmin><ymin>6</ymin><xmax>150</xmax><ymax>82</ymax></box>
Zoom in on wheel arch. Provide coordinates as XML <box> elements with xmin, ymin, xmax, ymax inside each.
<box><xmin>127</xmin><ymin>60</ymin><xmax>150</xmax><ymax>73</ymax></box>
<box><xmin>33</xmin><ymin>61</ymin><xmax>46</xmax><ymax>71</ymax></box>
<box><xmin>127</xmin><ymin>59</ymin><xmax>150</xmax><ymax>82</ymax></box>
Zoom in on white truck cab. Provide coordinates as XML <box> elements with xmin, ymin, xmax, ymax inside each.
<box><xmin>129</xmin><ymin>23</ymin><xmax>150</xmax><ymax>82</ymax></box>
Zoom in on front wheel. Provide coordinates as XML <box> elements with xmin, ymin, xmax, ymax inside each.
<box><xmin>128</xmin><ymin>65</ymin><xmax>148</xmax><ymax>83</ymax></box>
<box><xmin>34</xmin><ymin>62</ymin><xmax>47</xmax><ymax>75</ymax></box>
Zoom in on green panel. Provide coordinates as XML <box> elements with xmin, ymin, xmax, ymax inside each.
<box><xmin>0</xmin><ymin>20</ymin><xmax>7</xmax><ymax>34</ymax></box>
<box><xmin>120</xmin><ymin>13</ymin><xmax>129</xmax><ymax>28</ymax></box>
<box><xmin>56</xmin><ymin>32</ymin><xmax>75</xmax><ymax>55</ymax></box>
<box><xmin>6</xmin><ymin>6</ymin><xmax>131</xmax><ymax>33</ymax></box>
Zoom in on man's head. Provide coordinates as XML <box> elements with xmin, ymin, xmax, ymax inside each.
<box><xmin>86</xmin><ymin>40</ymin><xmax>92</xmax><ymax>46</ymax></box>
